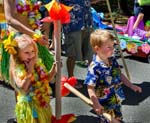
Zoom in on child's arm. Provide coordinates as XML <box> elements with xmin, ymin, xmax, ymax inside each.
<box><xmin>15</xmin><ymin>58</ymin><xmax>36</xmax><ymax>93</ymax></box>
<box><xmin>133</xmin><ymin>13</ymin><xmax>144</xmax><ymax>30</ymax></box>
<box><xmin>48</xmin><ymin>63</ymin><xmax>56</xmax><ymax>82</ymax></box>
<box><xmin>12</xmin><ymin>71</ymin><xmax>32</xmax><ymax>93</ymax></box>
<box><xmin>121</xmin><ymin>73</ymin><xmax>142</xmax><ymax>93</ymax></box>
<box><xmin>87</xmin><ymin>85</ymin><xmax>104</xmax><ymax>115</ymax></box>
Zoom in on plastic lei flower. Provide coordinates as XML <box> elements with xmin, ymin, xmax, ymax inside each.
<box><xmin>15</xmin><ymin>64</ymin><xmax>26</xmax><ymax>80</ymax></box>
<box><xmin>16</xmin><ymin>58</ymin><xmax>52</xmax><ymax>107</ymax></box>
<box><xmin>3</xmin><ymin>32</ymin><xmax>18</xmax><ymax>55</ymax></box>
<box><xmin>120</xmin><ymin>39</ymin><xmax>127</xmax><ymax>50</ymax></box>
<box><xmin>141</xmin><ymin>43</ymin><xmax>150</xmax><ymax>54</ymax></box>
<box><xmin>126</xmin><ymin>43</ymin><xmax>137</xmax><ymax>54</ymax></box>
<box><xmin>32</xmin><ymin>33</ymin><xmax>42</xmax><ymax>42</ymax></box>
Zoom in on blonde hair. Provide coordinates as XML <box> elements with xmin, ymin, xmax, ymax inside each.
<box><xmin>90</xmin><ymin>29</ymin><xmax>115</xmax><ymax>49</ymax></box>
<box><xmin>14</xmin><ymin>34</ymin><xmax>38</xmax><ymax>59</ymax></box>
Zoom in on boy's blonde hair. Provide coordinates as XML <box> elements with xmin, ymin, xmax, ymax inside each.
<box><xmin>90</xmin><ymin>29</ymin><xmax>115</xmax><ymax>48</ymax></box>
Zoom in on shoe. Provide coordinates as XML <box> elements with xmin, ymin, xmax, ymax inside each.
<box><xmin>76</xmin><ymin>61</ymin><xmax>89</xmax><ymax>68</ymax></box>
<box><xmin>7</xmin><ymin>118</ymin><xmax>17</xmax><ymax>123</ymax></box>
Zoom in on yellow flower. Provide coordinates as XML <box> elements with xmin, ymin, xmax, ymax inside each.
<box><xmin>36</xmin><ymin>81</ymin><xmax>42</xmax><ymax>87</ymax></box>
<box><xmin>3</xmin><ymin>32</ymin><xmax>18</xmax><ymax>55</ymax></box>
<box><xmin>32</xmin><ymin>33</ymin><xmax>42</xmax><ymax>42</ymax></box>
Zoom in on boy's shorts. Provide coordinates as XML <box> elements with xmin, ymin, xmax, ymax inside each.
<box><xmin>63</xmin><ymin>28</ymin><xmax>93</xmax><ymax>62</ymax></box>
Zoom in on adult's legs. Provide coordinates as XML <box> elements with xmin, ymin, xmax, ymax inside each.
<box><xmin>64</xmin><ymin>31</ymin><xmax>82</xmax><ymax>77</ymax></box>
<box><xmin>82</xmin><ymin>28</ymin><xmax>93</xmax><ymax>63</ymax></box>
<box><xmin>67</xmin><ymin>56</ymin><xmax>75</xmax><ymax>77</ymax></box>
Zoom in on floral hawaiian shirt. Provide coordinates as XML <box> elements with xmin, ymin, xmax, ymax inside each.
<box><xmin>84</xmin><ymin>54</ymin><xmax>125</xmax><ymax>110</ymax></box>
<box><xmin>60</xmin><ymin>0</ymin><xmax>93</xmax><ymax>34</ymax></box>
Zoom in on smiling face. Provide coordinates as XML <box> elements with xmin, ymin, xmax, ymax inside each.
<box><xmin>18</xmin><ymin>44</ymin><xmax>36</xmax><ymax>63</ymax></box>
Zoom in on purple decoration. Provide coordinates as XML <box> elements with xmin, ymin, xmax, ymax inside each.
<box><xmin>124</xmin><ymin>16</ymin><xmax>144</xmax><ymax>36</ymax></box>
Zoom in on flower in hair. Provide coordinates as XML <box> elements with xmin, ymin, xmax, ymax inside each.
<box><xmin>3</xmin><ymin>32</ymin><xmax>18</xmax><ymax>55</ymax></box>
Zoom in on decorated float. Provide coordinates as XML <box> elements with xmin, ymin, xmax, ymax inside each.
<box><xmin>118</xmin><ymin>33</ymin><xmax>150</xmax><ymax>63</ymax></box>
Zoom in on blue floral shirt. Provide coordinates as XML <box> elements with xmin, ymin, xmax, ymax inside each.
<box><xmin>60</xmin><ymin>0</ymin><xmax>93</xmax><ymax>34</ymax></box>
<box><xmin>84</xmin><ymin>55</ymin><xmax>125</xmax><ymax>109</ymax></box>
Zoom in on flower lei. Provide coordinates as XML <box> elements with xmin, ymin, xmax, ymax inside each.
<box><xmin>16</xmin><ymin>0</ymin><xmax>41</xmax><ymax>30</ymax></box>
<box><xmin>15</xmin><ymin>59</ymin><xmax>52</xmax><ymax>107</ymax></box>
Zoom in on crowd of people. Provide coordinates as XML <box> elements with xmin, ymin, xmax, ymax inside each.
<box><xmin>0</xmin><ymin>0</ymin><xmax>145</xmax><ymax>123</ymax></box>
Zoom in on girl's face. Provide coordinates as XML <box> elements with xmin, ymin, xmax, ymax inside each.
<box><xmin>18</xmin><ymin>44</ymin><xmax>36</xmax><ymax>63</ymax></box>
<box><xmin>98</xmin><ymin>40</ymin><xmax>114</xmax><ymax>58</ymax></box>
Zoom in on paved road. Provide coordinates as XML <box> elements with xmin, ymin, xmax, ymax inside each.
<box><xmin>0</xmin><ymin>55</ymin><xmax>150</xmax><ymax>123</ymax></box>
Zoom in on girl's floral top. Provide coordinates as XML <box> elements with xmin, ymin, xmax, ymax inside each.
<box><xmin>84</xmin><ymin>55</ymin><xmax>125</xmax><ymax>109</ymax></box>
<box><xmin>15</xmin><ymin>58</ymin><xmax>52</xmax><ymax>107</ymax></box>
<box><xmin>16</xmin><ymin>0</ymin><xmax>42</xmax><ymax>30</ymax></box>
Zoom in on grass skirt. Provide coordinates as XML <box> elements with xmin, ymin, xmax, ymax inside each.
<box><xmin>16</xmin><ymin>94</ymin><xmax>52</xmax><ymax>123</ymax></box>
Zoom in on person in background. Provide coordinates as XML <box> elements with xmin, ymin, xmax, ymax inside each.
<box><xmin>84</xmin><ymin>29</ymin><xmax>142</xmax><ymax>122</ymax></box>
<box><xmin>133</xmin><ymin>0</ymin><xmax>150</xmax><ymax>31</ymax></box>
<box><xmin>2</xmin><ymin>0</ymin><xmax>54</xmax><ymax>81</ymax></box>
<box><xmin>60</xmin><ymin>0</ymin><xmax>100</xmax><ymax>88</ymax></box>
<box><xmin>8</xmin><ymin>34</ymin><xmax>56</xmax><ymax>123</ymax></box>
<box><xmin>123</xmin><ymin>0</ymin><xmax>150</xmax><ymax>38</ymax></box>
<box><xmin>4</xmin><ymin>0</ymin><xmax>49</xmax><ymax>46</ymax></box>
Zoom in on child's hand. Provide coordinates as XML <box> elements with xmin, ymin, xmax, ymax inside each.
<box><xmin>25</xmin><ymin>57</ymin><xmax>36</xmax><ymax>74</ymax></box>
<box><xmin>48</xmin><ymin>62</ymin><xmax>57</xmax><ymax>82</ymax></box>
<box><xmin>93</xmin><ymin>103</ymin><xmax>104</xmax><ymax>115</ymax></box>
<box><xmin>131</xmin><ymin>85</ymin><xmax>142</xmax><ymax>93</ymax></box>
<box><xmin>38</xmin><ymin>35</ymin><xmax>49</xmax><ymax>47</ymax></box>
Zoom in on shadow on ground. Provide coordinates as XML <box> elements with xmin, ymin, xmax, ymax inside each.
<box><xmin>124</xmin><ymin>55</ymin><xmax>148</xmax><ymax>63</ymax></box>
<box><xmin>72</xmin><ymin>115</ymin><xmax>99</xmax><ymax>123</ymax></box>
<box><xmin>66</xmin><ymin>79</ymin><xmax>89</xmax><ymax>98</ymax></box>
<box><xmin>122</xmin><ymin>81</ymin><xmax>150</xmax><ymax>105</ymax></box>
<box><xmin>2</xmin><ymin>80</ymin><xmax>150</xmax><ymax>108</ymax></box>
<box><xmin>0</xmin><ymin>81</ymin><xmax>14</xmax><ymax>90</ymax></box>
<box><xmin>67</xmin><ymin>80</ymin><xmax>150</xmax><ymax>106</ymax></box>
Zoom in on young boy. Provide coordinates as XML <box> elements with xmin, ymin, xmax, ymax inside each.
<box><xmin>84</xmin><ymin>29</ymin><xmax>142</xmax><ymax>122</ymax></box>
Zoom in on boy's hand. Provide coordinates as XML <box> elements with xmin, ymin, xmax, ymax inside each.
<box><xmin>131</xmin><ymin>85</ymin><xmax>142</xmax><ymax>93</ymax></box>
<box><xmin>93</xmin><ymin>103</ymin><xmax>104</xmax><ymax>115</ymax></box>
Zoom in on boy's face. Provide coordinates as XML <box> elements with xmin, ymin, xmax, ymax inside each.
<box><xmin>98</xmin><ymin>40</ymin><xmax>114</xmax><ymax>58</ymax></box>
<box><xmin>18</xmin><ymin>44</ymin><xmax>36</xmax><ymax>63</ymax></box>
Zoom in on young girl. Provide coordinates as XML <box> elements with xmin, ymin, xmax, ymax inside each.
<box><xmin>8</xmin><ymin>34</ymin><xmax>56</xmax><ymax>123</ymax></box>
<box><xmin>84</xmin><ymin>29</ymin><xmax>142</xmax><ymax>122</ymax></box>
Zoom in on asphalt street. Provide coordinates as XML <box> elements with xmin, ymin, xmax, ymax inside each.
<box><xmin>0</xmin><ymin>55</ymin><xmax>150</xmax><ymax>123</ymax></box>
